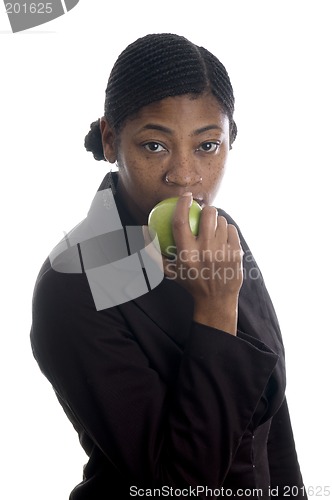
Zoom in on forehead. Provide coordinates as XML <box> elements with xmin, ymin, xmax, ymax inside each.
<box><xmin>124</xmin><ymin>93</ymin><xmax>229</xmax><ymax>132</ymax></box>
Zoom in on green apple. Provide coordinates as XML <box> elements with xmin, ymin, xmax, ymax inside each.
<box><xmin>148</xmin><ymin>197</ymin><xmax>202</xmax><ymax>257</ymax></box>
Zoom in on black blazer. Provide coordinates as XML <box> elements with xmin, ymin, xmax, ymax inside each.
<box><xmin>30</xmin><ymin>174</ymin><xmax>306</xmax><ymax>499</ymax></box>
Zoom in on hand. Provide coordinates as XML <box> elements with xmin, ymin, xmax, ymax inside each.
<box><xmin>143</xmin><ymin>193</ymin><xmax>244</xmax><ymax>334</ymax></box>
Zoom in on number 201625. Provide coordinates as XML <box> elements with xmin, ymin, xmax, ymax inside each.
<box><xmin>5</xmin><ymin>3</ymin><xmax>53</xmax><ymax>14</ymax></box>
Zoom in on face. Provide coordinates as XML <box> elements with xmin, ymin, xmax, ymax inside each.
<box><xmin>101</xmin><ymin>93</ymin><xmax>230</xmax><ymax>225</ymax></box>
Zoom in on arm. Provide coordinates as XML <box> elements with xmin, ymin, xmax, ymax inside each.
<box><xmin>31</xmin><ymin>259</ymin><xmax>279</xmax><ymax>490</ymax></box>
<box><xmin>268</xmin><ymin>398</ymin><xmax>307</xmax><ymax>498</ymax></box>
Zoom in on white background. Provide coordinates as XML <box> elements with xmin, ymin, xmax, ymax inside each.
<box><xmin>1</xmin><ymin>1</ymin><xmax>331</xmax><ymax>498</ymax></box>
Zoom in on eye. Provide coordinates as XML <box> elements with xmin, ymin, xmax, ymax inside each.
<box><xmin>143</xmin><ymin>142</ymin><xmax>167</xmax><ymax>153</ymax></box>
<box><xmin>197</xmin><ymin>141</ymin><xmax>220</xmax><ymax>153</ymax></box>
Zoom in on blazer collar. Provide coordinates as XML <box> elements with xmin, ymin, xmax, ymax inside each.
<box><xmin>97</xmin><ymin>170</ymin><xmax>194</xmax><ymax>347</ymax></box>
<box><xmin>95</xmin><ymin>171</ymin><xmax>285</xmax><ymax>361</ymax></box>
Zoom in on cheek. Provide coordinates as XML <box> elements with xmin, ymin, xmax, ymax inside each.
<box><xmin>206</xmin><ymin>161</ymin><xmax>226</xmax><ymax>184</ymax></box>
<box><xmin>118</xmin><ymin>157</ymin><xmax>161</xmax><ymax>200</ymax></box>
<box><xmin>204</xmin><ymin>163</ymin><xmax>226</xmax><ymax>203</ymax></box>
<box><xmin>118</xmin><ymin>153</ymin><xmax>141</xmax><ymax>184</ymax></box>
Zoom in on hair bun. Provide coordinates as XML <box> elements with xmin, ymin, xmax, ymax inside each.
<box><xmin>84</xmin><ymin>119</ymin><xmax>106</xmax><ymax>161</ymax></box>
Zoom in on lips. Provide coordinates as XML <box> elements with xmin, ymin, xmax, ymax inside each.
<box><xmin>154</xmin><ymin>194</ymin><xmax>205</xmax><ymax>210</ymax></box>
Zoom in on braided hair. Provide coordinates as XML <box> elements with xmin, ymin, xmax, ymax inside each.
<box><xmin>84</xmin><ymin>33</ymin><xmax>237</xmax><ymax>161</ymax></box>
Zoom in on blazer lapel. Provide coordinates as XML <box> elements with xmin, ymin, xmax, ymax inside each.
<box><xmin>131</xmin><ymin>277</ymin><xmax>195</xmax><ymax>349</ymax></box>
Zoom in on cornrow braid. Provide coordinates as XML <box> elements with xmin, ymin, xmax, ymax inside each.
<box><xmin>84</xmin><ymin>33</ymin><xmax>237</xmax><ymax>161</ymax></box>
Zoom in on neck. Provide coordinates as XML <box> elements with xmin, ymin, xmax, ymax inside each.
<box><xmin>115</xmin><ymin>178</ymin><xmax>147</xmax><ymax>226</ymax></box>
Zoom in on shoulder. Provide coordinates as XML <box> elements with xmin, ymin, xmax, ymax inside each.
<box><xmin>217</xmin><ymin>208</ymin><xmax>249</xmax><ymax>249</ymax></box>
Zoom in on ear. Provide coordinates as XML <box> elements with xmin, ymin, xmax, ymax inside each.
<box><xmin>100</xmin><ymin>117</ymin><xmax>117</xmax><ymax>163</ymax></box>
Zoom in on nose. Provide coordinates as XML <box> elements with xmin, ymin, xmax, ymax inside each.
<box><xmin>164</xmin><ymin>155</ymin><xmax>202</xmax><ymax>187</ymax></box>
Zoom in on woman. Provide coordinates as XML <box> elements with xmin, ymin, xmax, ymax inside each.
<box><xmin>30</xmin><ymin>33</ymin><xmax>306</xmax><ymax>499</ymax></box>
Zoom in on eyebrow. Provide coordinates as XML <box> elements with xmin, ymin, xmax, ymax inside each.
<box><xmin>139</xmin><ymin>124</ymin><xmax>173</xmax><ymax>134</ymax></box>
<box><xmin>192</xmin><ymin>125</ymin><xmax>223</xmax><ymax>136</ymax></box>
<box><xmin>138</xmin><ymin>124</ymin><xmax>223</xmax><ymax>135</ymax></box>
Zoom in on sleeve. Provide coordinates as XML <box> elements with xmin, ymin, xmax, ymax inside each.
<box><xmin>31</xmin><ymin>259</ymin><xmax>280</xmax><ymax>490</ymax></box>
<box><xmin>219</xmin><ymin>210</ymin><xmax>306</xmax><ymax>496</ymax></box>
<box><xmin>268</xmin><ymin>399</ymin><xmax>307</xmax><ymax>498</ymax></box>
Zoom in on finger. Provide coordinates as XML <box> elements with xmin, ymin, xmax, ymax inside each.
<box><xmin>227</xmin><ymin>224</ymin><xmax>241</xmax><ymax>247</ymax></box>
<box><xmin>172</xmin><ymin>192</ymin><xmax>196</xmax><ymax>249</ymax></box>
<box><xmin>215</xmin><ymin>215</ymin><xmax>229</xmax><ymax>245</ymax></box>
<box><xmin>227</xmin><ymin>224</ymin><xmax>244</xmax><ymax>258</ymax></box>
<box><xmin>197</xmin><ymin>206</ymin><xmax>218</xmax><ymax>242</ymax></box>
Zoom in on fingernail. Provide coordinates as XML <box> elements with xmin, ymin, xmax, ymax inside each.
<box><xmin>182</xmin><ymin>191</ymin><xmax>193</xmax><ymax>206</ymax></box>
